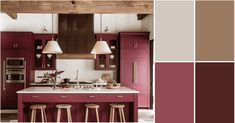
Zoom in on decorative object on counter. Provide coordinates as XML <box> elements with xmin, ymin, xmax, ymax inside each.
<box><xmin>63</xmin><ymin>78</ymin><xmax>70</xmax><ymax>83</ymax></box>
<box><xmin>101</xmin><ymin>73</ymin><xmax>113</xmax><ymax>83</ymax></box>
<box><xmin>91</xmin><ymin>14</ymin><xmax>112</xmax><ymax>58</ymax></box>
<box><xmin>106</xmin><ymin>81</ymin><xmax>121</xmax><ymax>89</ymax></box>
<box><xmin>93</xmin><ymin>79</ymin><xmax>107</xmax><ymax>90</ymax></box>
<box><xmin>42</xmin><ymin>13</ymin><xmax>63</xmax><ymax>54</ymax></box>
<box><xmin>48</xmin><ymin>70</ymin><xmax>64</xmax><ymax>89</ymax></box>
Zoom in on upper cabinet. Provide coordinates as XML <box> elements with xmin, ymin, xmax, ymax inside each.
<box><xmin>95</xmin><ymin>33</ymin><xmax>119</xmax><ymax>70</ymax></box>
<box><xmin>1</xmin><ymin>32</ymin><xmax>33</xmax><ymax>49</ymax></box>
<box><xmin>33</xmin><ymin>34</ymin><xmax>56</xmax><ymax>70</ymax></box>
<box><xmin>58</xmin><ymin>14</ymin><xmax>95</xmax><ymax>54</ymax></box>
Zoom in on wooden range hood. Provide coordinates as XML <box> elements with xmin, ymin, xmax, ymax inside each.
<box><xmin>1</xmin><ymin>0</ymin><xmax>153</xmax><ymax>19</ymax></box>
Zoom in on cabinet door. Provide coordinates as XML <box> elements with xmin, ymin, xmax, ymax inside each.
<box><xmin>120</xmin><ymin>56</ymin><xmax>150</xmax><ymax>107</ymax></box>
<box><xmin>15</xmin><ymin>32</ymin><xmax>33</xmax><ymax>49</ymax></box>
<box><xmin>1</xmin><ymin>32</ymin><xmax>33</xmax><ymax>49</ymax></box>
<box><xmin>1</xmin><ymin>32</ymin><xmax>16</xmax><ymax>49</ymax></box>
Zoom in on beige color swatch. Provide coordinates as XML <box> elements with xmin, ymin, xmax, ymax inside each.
<box><xmin>196</xmin><ymin>1</ymin><xmax>234</xmax><ymax>61</ymax></box>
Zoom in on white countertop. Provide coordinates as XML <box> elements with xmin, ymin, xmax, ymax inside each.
<box><xmin>17</xmin><ymin>87</ymin><xmax>139</xmax><ymax>94</ymax></box>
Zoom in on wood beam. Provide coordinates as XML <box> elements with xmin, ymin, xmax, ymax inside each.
<box><xmin>137</xmin><ymin>14</ymin><xmax>148</xmax><ymax>20</ymax></box>
<box><xmin>1</xmin><ymin>1</ymin><xmax>153</xmax><ymax>14</ymax></box>
<box><xmin>5</xmin><ymin>12</ymin><xmax>17</xmax><ymax>19</ymax></box>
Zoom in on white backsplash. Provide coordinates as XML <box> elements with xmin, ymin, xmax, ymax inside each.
<box><xmin>34</xmin><ymin>59</ymin><xmax>114</xmax><ymax>82</ymax></box>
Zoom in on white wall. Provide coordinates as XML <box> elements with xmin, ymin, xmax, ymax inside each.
<box><xmin>35</xmin><ymin>59</ymin><xmax>114</xmax><ymax>82</ymax></box>
<box><xmin>0</xmin><ymin>13</ymin><xmax>58</xmax><ymax>33</ymax></box>
<box><xmin>0</xmin><ymin>13</ymin><xmax>144</xmax><ymax>33</ymax></box>
<box><xmin>155</xmin><ymin>1</ymin><xmax>194</xmax><ymax>61</ymax></box>
<box><xmin>141</xmin><ymin>14</ymin><xmax>154</xmax><ymax>40</ymax></box>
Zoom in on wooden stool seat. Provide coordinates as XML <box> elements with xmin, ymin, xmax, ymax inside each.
<box><xmin>85</xmin><ymin>104</ymin><xmax>100</xmax><ymax>122</ymax></box>
<box><xmin>30</xmin><ymin>104</ymin><xmax>47</xmax><ymax>123</ymax></box>
<box><xmin>85</xmin><ymin>104</ymin><xmax>100</xmax><ymax>108</ymax></box>
<box><xmin>56</xmin><ymin>104</ymin><xmax>72</xmax><ymax>109</ymax></box>
<box><xmin>109</xmin><ymin>104</ymin><xmax>125</xmax><ymax>108</ymax></box>
<box><xmin>30</xmin><ymin>104</ymin><xmax>46</xmax><ymax>109</ymax></box>
<box><xmin>109</xmin><ymin>103</ymin><xmax>126</xmax><ymax>123</ymax></box>
<box><xmin>56</xmin><ymin>104</ymin><xmax>72</xmax><ymax>123</ymax></box>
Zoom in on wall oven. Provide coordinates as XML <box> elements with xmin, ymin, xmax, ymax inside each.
<box><xmin>6</xmin><ymin>58</ymin><xmax>25</xmax><ymax>69</ymax></box>
<box><xmin>3</xmin><ymin>58</ymin><xmax>26</xmax><ymax>90</ymax></box>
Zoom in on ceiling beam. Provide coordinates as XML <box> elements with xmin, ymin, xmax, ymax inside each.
<box><xmin>137</xmin><ymin>14</ymin><xmax>148</xmax><ymax>20</ymax></box>
<box><xmin>1</xmin><ymin>1</ymin><xmax>153</xmax><ymax>14</ymax></box>
<box><xmin>5</xmin><ymin>12</ymin><xmax>17</xmax><ymax>19</ymax></box>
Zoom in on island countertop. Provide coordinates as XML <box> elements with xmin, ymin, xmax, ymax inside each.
<box><xmin>17</xmin><ymin>86</ymin><xmax>139</xmax><ymax>94</ymax></box>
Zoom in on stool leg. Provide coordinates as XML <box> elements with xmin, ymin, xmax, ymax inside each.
<box><xmin>118</xmin><ymin>108</ymin><xmax>123</xmax><ymax>122</ymax></box>
<box><xmin>121</xmin><ymin>108</ymin><xmax>126</xmax><ymax>123</ymax></box>
<box><xmin>112</xmin><ymin>108</ymin><xmax>115</xmax><ymax>122</ymax></box>
<box><xmin>57</xmin><ymin>109</ymin><xmax>61</xmax><ymax>123</ymax></box>
<box><xmin>85</xmin><ymin>107</ymin><xmax>89</xmax><ymax>122</ymax></box>
<box><xmin>95</xmin><ymin>108</ymin><xmax>99</xmax><ymax>122</ymax></box>
<box><xmin>67</xmin><ymin>108</ymin><xmax>72</xmax><ymax>123</ymax></box>
<box><xmin>43</xmin><ymin>108</ymin><xmax>47</xmax><ymax>122</ymax></box>
<box><xmin>31</xmin><ymin>109</ymin><xmax>35</xmax><ymax>123</ymax></box>
<box><xmin>68</xmin><ymin>108</ymin><xmax>72</xmax><ymax>122</ymax></box>
<box><xmin>33</xmin><ymin>109</ymin><xmax>36</xmax><ymax>122</ymax></box>
<box><xmin>109</xmin><ymin>108</ymin><xmax>113</xmax><ymax>122</ymax></box>
<box><xmin>41</xmin><ymin>109</ymin><xmax>44</xmax><ymax>122</ymax></box>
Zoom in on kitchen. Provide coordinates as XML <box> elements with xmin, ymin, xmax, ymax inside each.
<box><xmin>0</xmin><ymin>1</ymin><xmax>154</xmax><ymax>122</ymax></box>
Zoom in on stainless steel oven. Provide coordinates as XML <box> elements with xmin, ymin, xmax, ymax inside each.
<box><xmin>5</xmin><ymin>69</ymin><xmax>26</xmax><ymax>83</ymax></box>
<box><xmin>6</xmin><ymin>58</ymin><xmax>25</xmax><ymax>69</ymax></box>
<box><xmin>2</xmin><ymin>58</ymin><xmax>26</xmax><ymax>91</ymax></box>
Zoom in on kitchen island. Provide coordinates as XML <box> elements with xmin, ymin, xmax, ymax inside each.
<box><xmin>17</xmin><ymin>87</ymin><xmax>139</xmax><ymax>122</ymax></box>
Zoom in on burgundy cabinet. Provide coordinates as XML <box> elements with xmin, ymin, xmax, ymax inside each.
<box><xmin>119</xmin><ymin>32</ymin><xmax>150</xmax><ymax>108</ymax></box>
<box><xmin>1</xmin><ymin>32</ymin><xmax>33</xmax><ymax>49</ymax></box>
<box><xmin>33</xmin><ymin>34</ymin><xmax>56</xmax><ymax>70</ymax></box>
<box><xmin>1</xmin><ymin>32</ymin><xmax>34</xmax><ymax>109</ymax></box>
<box><xmin>95</xmin><ymin>34</ymin><xmax>118</xmax><ymax>70</ymax></box>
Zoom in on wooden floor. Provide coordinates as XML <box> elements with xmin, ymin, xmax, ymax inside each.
<box><xmin>1</xmin><ymin>109</ymin><xmax>154</xmax><ymax>122</ymax></box>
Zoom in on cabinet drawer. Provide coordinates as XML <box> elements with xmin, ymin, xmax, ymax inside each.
<box><xmin>22</xmin><ymin>94</ymin><xmax>78</xmax><ymax>102</ymax></box>
<box><xmin>77</xmin><ymin>94</ymin><xmax>134</xmax><ymax>102</ymax></box>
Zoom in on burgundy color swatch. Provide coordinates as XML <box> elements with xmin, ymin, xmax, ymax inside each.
<box><xmin>196</xmin><ymin>63</ymin><xmax>234</xmax><ymax>123</ymax></box>
<box><xmin>155</xmin><ymin>63</ymin><xmax>194</xmax><ymax>123</ymax></box>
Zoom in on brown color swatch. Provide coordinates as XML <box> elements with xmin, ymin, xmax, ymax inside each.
<box><xmin>196</xmin><ymin>1</ymin><xmax>234</xmax><ymax>61</ymax></box>
<box><xmin>196</xmin><ymin>63</ymin><xmax>234</xmax><ymax>123</ymax></box>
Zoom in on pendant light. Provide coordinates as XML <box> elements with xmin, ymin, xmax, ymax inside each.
<box><xmin>42</xmin><ymin>14</ymin><xmax>63</xmax><ymax>54</ymax></box>
<box><xmin>91</xmin><ymin>14</ymin><xmax>112</xmax><ymax>55</ymax></box>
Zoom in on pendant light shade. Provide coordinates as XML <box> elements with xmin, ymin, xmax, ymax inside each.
<box><xmin>91</xmin><ymin>40</ymin><xmax>112</xmax><ymax>54</ymax></box>
<box><xmin>42</xmin><ymin>40</ymin><xmax>63</xmax><ymax>54</ymax></box>
<box><xmin>42</xmin><ymin>13</ymin><xmax>63</xmax><ymax>54</ymax></box>
<box><xmin>91</xmin><ymin>14</ymin><xmax>112</xmax><ymax>55</ymax></box>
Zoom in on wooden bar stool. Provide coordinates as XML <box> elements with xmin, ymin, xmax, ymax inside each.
<box><xmin>109</xmin><ymin>104</ymin><xmax>126</xmax><ymax>123</ymax></box>
<box><xmin>30</xmin><ymin>104</ymin><xmax>47</xmax><ymax>123</ymax></box>
<box><xmin>84</xmin><ymin>104</ymin><xmax>100</xmax><ymax>123</ymax></box>
<box><xmin>56</xmin><ymin>104</ymin><xmax>72</xmax><ymax>123</ymax></box>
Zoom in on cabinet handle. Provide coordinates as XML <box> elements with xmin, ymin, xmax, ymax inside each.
<box><xmin>116</xmin><ymin>96</ymin><xmax>123</xmax><ymax>98</ymax></box>
<box><xmin>32</xmin><ymin>96</ymin><xmax>39</xmax><ymax>98</ymax></box>
<box><xmin>3</xmin><ymin>61</ymin><xmax>6</xmax><ymax>91</ymax></box>
<box><xmin>60</xmin><ymin>96</ymin><xmax>67</xmax><ymax>98</ymax></box>
<box><xmin>132</xmin><ymin>62</ymin><xmax>137</xmax><ymax>83</ymax></box>
<box><xmin>89</xmin><ymin>96</ymin><xmax>95</xmax><ymax>98</ymax></box>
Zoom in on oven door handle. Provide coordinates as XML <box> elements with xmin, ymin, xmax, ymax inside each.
<box><xmin>24</xmin><ymin>61</ymin><xmax>26</xmax><ymax>89</ymax></box>
<box><xmin>3</xmin><ymin>61</ymin><xmax>6</xmax><ymax>91</ymax></box>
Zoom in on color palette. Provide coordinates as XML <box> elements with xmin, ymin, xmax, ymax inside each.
<box><xmin>155</xmin><ymin>1</ymin><xmax>234</xmax><ymax>123</ymax></box>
